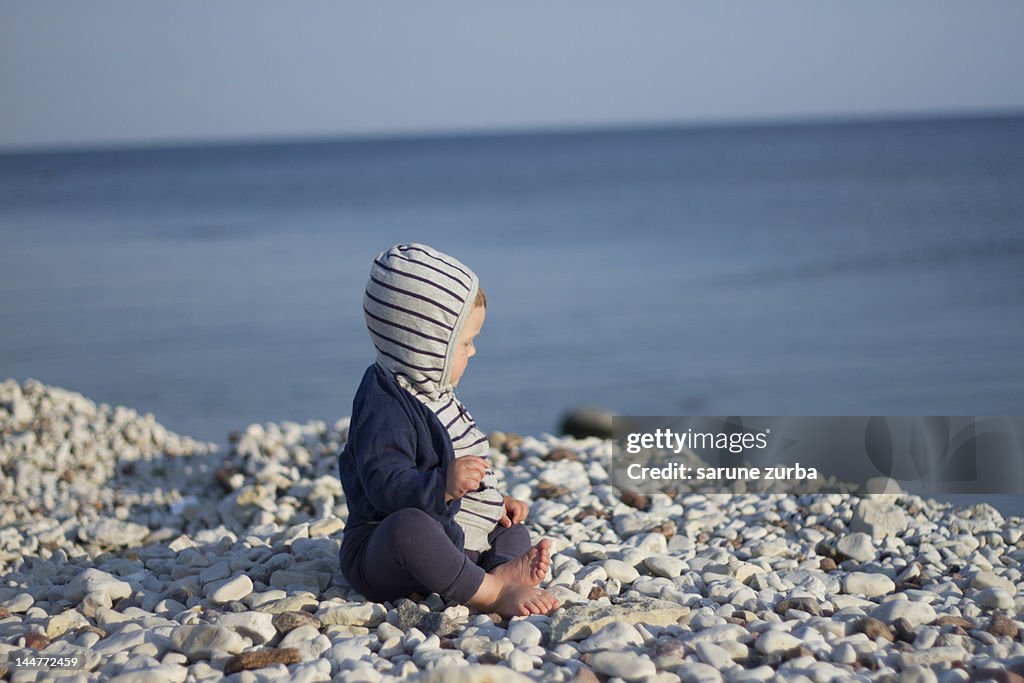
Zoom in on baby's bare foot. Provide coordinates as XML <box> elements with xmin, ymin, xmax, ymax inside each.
<box><xmin>490</xmin><ymin>539</ymin><xmax>552</xmax><ymax>587</ymax></box>
<box><xmin>491</xmin><ymin>583</ymin><xmax>560</xmax><ymax>618</ymax></box>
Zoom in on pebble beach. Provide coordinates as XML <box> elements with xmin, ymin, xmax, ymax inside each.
<box><xmin>1</xmin><ymin>378</ymin><xmax>1022</xmax><ymax>683</ymax></box>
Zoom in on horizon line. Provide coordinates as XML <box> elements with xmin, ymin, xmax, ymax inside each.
<box><xmin>2</xmin><ymin>107</ymin><xmax>1022</xmax><ymax>158</ymax></box>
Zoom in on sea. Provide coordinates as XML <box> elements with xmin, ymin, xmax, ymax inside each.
<box><xmin>2</xmin><ymin>115</ymin><xmax>1022</xmax><ymax>513</ymax></box>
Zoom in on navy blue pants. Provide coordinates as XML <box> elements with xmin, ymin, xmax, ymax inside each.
<box><xmin>344</xmin><ymin>507</ymin><xmax>532</xmax><ymax>604</ymax></box>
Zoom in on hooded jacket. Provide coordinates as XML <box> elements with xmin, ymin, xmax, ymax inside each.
<box><xmin>338</xmin><ymin>362</ymin><xmax>463</xmax><ymax>567</ymax></box>
<box><xmin>337</xmin><ymin>244</ymin><xmax>503</xmax><ymax>575</ymax></box>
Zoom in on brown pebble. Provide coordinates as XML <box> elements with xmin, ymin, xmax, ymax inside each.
<box><xmin>580</xmin><ymin>653</ymin><xmax>593</xmax><ymax>666</ymax></box>
<box><xmin>819</xmin><ymin>558</ymin><xmax>838</xmax><ymax>571</ymax></box>
<box><xmin>574</xmin><ymin>667</ymin><xmax>601</xmax><ymax>683</ymax></box>
<box><xmin>502</xmin><ymin>433</ymin><xmax>524</xmax><ymax>458</ymax></box>
<box><xmin>77</xmin><ymin>625</ymin><xmax>108</xmax><ymax>638</ymax></box>
<box><xmin>620</xmin><ymin>490</ymin><xmax>650</xmax><ymax>511</ymax></box>
<box><xmin>574</xmin><ymin>506</ymin><xmax>611</xmax><ymax>522</ymax></box>
<box><xmin>478</xmin><ymin>652</ymin><xmax>502</xmax><ymax>665</ymax></box>
<box><xmin>224</xmin><ymin>648</ymin><xmax>301</xmax><ymax>674</ymax></box>
<box><xmin>272</xmin><ymin>610</ymin><xmax>321</xmax><ymax>634</ymax></box>
<box><xmin>892</xmin><ymin>617</ymin><xmax>916</xmax><ymax>643</ymax></box>
<box><xmin>0</xmin><ymin>607</ymin><xmax>10</xmax><ymax>619</ymax></box>
<box><xmin>783</xmin><ymin>644</ymin><xmax>813</xmax><ymax>661</ymax></box>
<box><xmin>23</xmin><ymin>633</ymin><xmax>50</xmax><ymax>650</ymax></box>
<box><xmin>652</xmin><ymin>521</ymin><xmax>676</xmax><ymax>539</ymax></box>
<box><xmin>215</xmin><ymin>465</ymin><xmax>240</xmax><ymax>492</ymax></box>
<box><xmin>536</xmin><ymin>481</ymin><xmax>571</xmax><ymax>499</ymax></box>
<box><xmin>775</xmin><ymin>597</ymin><xmax>823</xmax><ymax>617</ymax></box>
<box><xmin>988</xmin><ymin>614</ymin><xmax>1019</xmax><ymax>639</ymax></box>
<box><xmin>653</xmin><ymin>639</ymin><xmax>686</xmax><ymax>657</ymax></box>
<box><xmin>933</xmin><ymin>615</ymin><xmax>975</xmax><ymax>630</ymax></box>
<box><xmin>587</xmin><ymin>585</ymin><xmax>609</xmax><ymax>600</ymax></box>
<box><xmin>857</xmin><ymin>617</ymin><xmax>894</xmax><ymax>643</ymax></box>
<box><xmin>547</xmin><ymin>447</ymin><xmax>579</xmax><ymax>462</ymax></box>
<box><xmin>815</xmin><ymin>540</ymin><xmax>842</xmax><ymax>561</ymax></box>
<box><xmin>968</xmin><ymin>670</ymin><xmax>1024</xmax><ymax>683</ymax></box>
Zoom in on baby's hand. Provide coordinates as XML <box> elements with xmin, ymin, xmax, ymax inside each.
<box><xmin>446</xmin><ymin>455</ymin><xmax>488</xmax><ymax>501</ymax></box>
<box><xmin>500</xmin><ymin>496</ymin><xmax>529</xmax><ymax>527</ymax></box>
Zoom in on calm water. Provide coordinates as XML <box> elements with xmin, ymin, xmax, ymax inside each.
<box><xmin>2</xmin><ymin>117</ymin><xmax>1023</xmax><ymax>511</ymax></box>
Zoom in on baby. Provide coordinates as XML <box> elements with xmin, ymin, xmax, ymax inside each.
<box><xmin>337</xmin><ymin>243</ymin><xmax>560</xmax><ymax>617</ymax></box>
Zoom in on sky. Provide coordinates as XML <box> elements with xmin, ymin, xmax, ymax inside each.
<box><xmin>2</xmin><ymin>1</ymin><xmax>1023</xmax><ymax>151</ymax></box>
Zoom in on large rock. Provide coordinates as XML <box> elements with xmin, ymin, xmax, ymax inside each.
<box><xmin>601</xmin><ymin>559</ymin><xmax>640</xmax><ymax>583</ymax></box>
<box><xmin>870</xmin><ymin>600</ymin><xmax>937</xmax><ymax>629</ymax></box>
<box><xmin>205</xmin><ymin>575</ymin><xmax>253</xmax><ymax>604</ymax></box>
<box><xmin>644</xmin><ymin>555</ymin><xmax>686</xmax><ymax>578</ymax></box>
<box><xmin>578</xmin><ymin>621</ymin><xmax>644</xmax><ymax>652</ymax></box>
<box><xmin>755</xmin><ymin>630</ymin><xmax>803</xmax><ymax>655</ymax></box>
<box><xmin>77</xmin><ymin>517</ymin><xmax>150</xmax><ymax>548</ymax></box>
<box><xmin>549</xmin><ymin>598</ymin><xmax>690</xmax><ymax>643</ymax></box>
<box><xmin>316</xmin><ymin>602</ymin><xmax>387</xmax><ymax>627</ymax></box>
<box><xmin>850</xmin><ymin>499</ymin><xmax>909</xmax><ymax>539</ymax></box>
<box><xmin>215</xmin><ymin>611</ymin><xmax>277</xmax><ymax>644</ymax></box>
<box><xmin>843</xmin><ymin>572</ymin><xmax>896</xmax><ymax>598</ymax></box>
<box><xmin>971</xmin><ymin>571</ymin><xmax>1017</xmax><ymax>595</ymax></box>
<box><xmin>836</xmin><ymin>533</ymin><xmax>876</xmax><ymax>563</ymax></box>
<box><xmin>560</xmin><ymin>406</ymin><xmax>615</xmax><ymax>439</ymax></box>
<box><xmin>507</xmin><ymin>620</ymin><xmax>543</xmax><ymax>648</ymax></box>
<box><xmin>170</xmin><ymin>625</ymin><xmax>246</xmax><ymax>659</ymax></box>
<box><xmin>978</xmin><ymin>587</ymin><xmax>1015</xmax><ymax>610</ymax></box>
<box><xmin>695</xmin><ymin>642</ymin><xmax>736</xmax><ymax>669</ymax></box>
<box><xmin>46</xmin><ymin>609</ymin><xmax>90</xmax><ymax>638</ymax></box>
<box><xmin>590</xmin><ymin>651</ymin><xmax>656</xmax><ymax>681</ymax></box>
<box><xmin>65</xmin><ymin>569</ymin><xmax>132</xmax><ymax>604</ymax></box>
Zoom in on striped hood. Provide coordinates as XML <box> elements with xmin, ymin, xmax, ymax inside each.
<box><xmin>363</xmin><ymin>243</ymin><xmax>480</xmax><ymax>401</ymax></box>
<box><xmin>362</xmin><ymin>243</ymin><xmax>504</xmax><ymax>552</ymax></box>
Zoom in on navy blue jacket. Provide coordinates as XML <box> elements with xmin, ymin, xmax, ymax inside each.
<box><xmin>338</xmin><ymin>363</ymin><xmax>464</xmax><ymax>580</ymax></box>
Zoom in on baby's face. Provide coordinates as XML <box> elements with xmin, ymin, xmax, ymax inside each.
<box><xmin>449</xmin><ymin>305</ymin><xmax>485</xmax><ymax>387</ymax></box>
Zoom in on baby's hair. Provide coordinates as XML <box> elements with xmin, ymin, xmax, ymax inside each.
<box><xmin>474</xmin><ymin>285</ymin><xmax>487</xmax><ymax>309</ymax></box>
